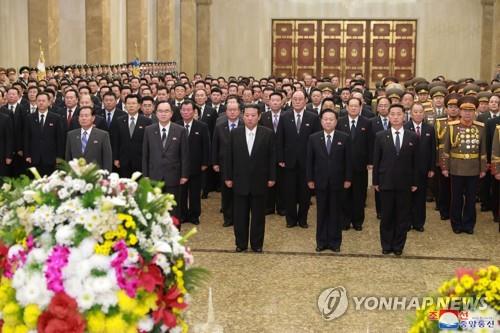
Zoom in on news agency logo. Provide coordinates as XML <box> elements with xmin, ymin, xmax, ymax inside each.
<box><xmin>317</xmin><ymin>287</ymin><xmax>349</xmax><ymax>321</ymax></box>
<box><xmin>317</xmin><ymin>286</ymin><xmax>490</xmax><ymax>321</ymax></box>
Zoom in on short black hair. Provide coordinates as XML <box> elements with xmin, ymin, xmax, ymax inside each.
<box><xmin>102</xmin><ymin>91</ymin><xmax>116</xmax><ymax>99</ymax></box>
<box><xmin>124</xmin><ymin>94</ymin><xmax>141</xmax><ymax>103</ymax></box>
<box><xmin>79</xmin><ymin>106</ymin><xmax>95</xmax><ymax>116</ymax></box>
<box><xmin>269</xmin><ymin>92</ymin><xmax>283</xmax><ymax>99</ymax></box>
<box><xmin>243</xmin><ymin>104</ymin><xmax>261</xmax><ymax>114</ymax></box>
<box><xmin>36</xmin><ymin>92</ymin><xmax>50</xmax><ymax>100</ymax></box>
<box><xmin>347</xmin><ymin>97</ymin><xmax>362</xmax><ymax>106</ymax></box>
<box><xmin>389</xmin><ymin>103</ymin><xmax>405</xmax><ymax>113</ymax></box>
<box><xmin>320</xmin><ymin>108</ymin><xmax>337</xmax><ymax>119</ymax></box>
<box><xmin>141</xmin><ymin>96</ymin><xmax>155</xmax><ymax>104</ymax></box>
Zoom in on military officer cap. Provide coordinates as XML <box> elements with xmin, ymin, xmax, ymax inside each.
<box><xmin>382</xmin><ymin>76</ymin><xmax>398</xmax><ymax>87</ymax></box>
<box><xmin>474</xmin><ymin>80</ymin><xmax>490</xmax><ymax>91</ymax></box>
<box><xmin>455</xmin><ymin>83</ymin><xmax>467</xmax><ymax>95</ymax></box>
<box><xmin>463</xmin><ymin>84</ymin><xmax>480</xmax><ymax>96</ymax></box>
<box><xmin>412</xmin><ymin>77</ymin><xmax>427</xmax><ymax>86</ymax></box>
<box><xmin>317</xmin><ymin>82</ymin><xmax>334</xmax><ymax>93</ymax></box>
<box><xmin>415</xmin><ymin>82</ymin><xmax>429</xmax><ymax>94</ymax></box>
<box><xmin>491</xmin><ymin>82</ymin><xmax>500</xmax><ymax>94</ymax></box>
<box><xmin>386</xmin><ymin>86</ymin><xmax>404</xmax><ymax>100</ymax></box>
<box><xmin>445</xmin><ymin>93</ymin><xmax>461</xmax><ymax>107</ymax></box>
<box><xmin>404</xmin><ymin>79</ymin><xmax>415</xmax><ymax>88</ymax></box>
<box><xmin>430</xmin><ymin>86</ymin><xmax>448</xmax><ymax>98</ymax></box>
<box><xmin>458</xmin><ymin>95</ymin><xmax>479</xmax><ymax>110</ymax></box>
<box><xmin>54</xmin><ymin>65</ymin><xmax>64</xmax><ymax>72</ymax></box>
<box><xmin>477</xmin><ymin>91</ymin><xmax>492</xmax><ymax>102</ymax></box>
<box><xmin>429</xmin><ymin>81</ymin><xmax>447</xmax><ymax>90</ymax></box>
<box><xmin>19</xmin><ymin>66</ymin><xmax>30</xmax><ymax>74</ymax></box>
<box><xmin>29</xmin><ymin>67</ymin><xmax>38</xmax><ymax>73</ymax></box>
<box><xmin>457</xmin><ymin>78</ymin><xmax>474</xmax><ymax>84</ymax></box>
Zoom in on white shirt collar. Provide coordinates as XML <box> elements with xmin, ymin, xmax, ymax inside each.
<box><xmin>324</xmin><ymin>130</ymin><xmax>334</xmax><ymax>140</ymax></box>
<box><xmin>294</xmin><ymin>109</ymin><xmax>304</xmax><ymax>117</ymax></box>
<box><xmin>159</xmin><ymin>122</ymin><xmax>171</xmax><ymax>132</ymax></box>
<box><xmin>245</xmin><ymin>126</ymin><xmax>257</xmax><ymax>135</ymax></box>
<box><xmin>391</xmin><ymin>127</ymin><xmax>404</xmax><ymax>136</ymax></box>
<box><xmin>348</xmin><ymin>115</ymin><xmax>359</xmax><ymax>124</ymax></box>
<box><xmin>81</xmin><ymin>127</ymin><xmax>92</xmax><ymax>137</ymax></box>
<box><xmin>413</xmin><ymin>121</ymin><xmax>422</xmax><ymax>129</ymax></box>
<box><xmin>184</xmin><ymin>119</ymin><xmax>193</xmax><ymax>127</ymax></box>
<box><xmin>228</xmin><ymin>119</ymin><xmax>239</xmax><ymax>127</ymax></box>
<box><xmin>128</xmin><ymin>114</ymin><xmax>138</xmax><ymax>121</ymax></box>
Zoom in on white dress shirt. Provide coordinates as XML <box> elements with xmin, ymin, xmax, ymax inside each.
<box><xmin>348</xmin><ymin>115</ymin><xmax>359</xmax><ymax>128</ymax></box>
<box><xmin>159</xmin><ymin>122</ymin><xmax>171</xmax><ymax>139</ymax></box>
<box><xmin>391</xmin><ymin>127</ymin><xmax>404</xmax><ymax>146</ymax></box>
<box><xmin>81</xmin><ymin>127</ymin><xmax>92</xmax><ymax>138</ymax></box>
<box><xmin>183</xmin><ymin>120</ymin><xmax>193</xmax><ymax>135</ymax></box>
<box><xmin>245</xmin><ymin>127</ymin><xmax>256</xmax><ymax>155</ymax></box>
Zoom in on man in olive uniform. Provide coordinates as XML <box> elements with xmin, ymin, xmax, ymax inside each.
<box><xmin>441</xmin><ymin>96</ymin><xmax>487</xmax><ymax>234</ymax></box>
<box><xmin>415</xmin><ymin>82</ymin><xmax>434</xmax><ymax>124</ymax></box>
<box><xmin>434</xmin><ymin>93</ymin><xmax>460</xmax><ymax>219</ymax></box>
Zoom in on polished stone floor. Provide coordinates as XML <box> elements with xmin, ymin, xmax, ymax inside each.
<box><xmin>183</xmin><ymin>191</ymin><xmax>499</xmax><ymax>333</ymax></box>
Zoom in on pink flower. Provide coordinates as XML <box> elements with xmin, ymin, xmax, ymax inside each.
<box><xmin>45</xmin><ymin>246</ymin><xmax>70</xmax><ymax>293</ymax></box>
<box><xmin>111</xmin><ymin>241</ymin><xmax>139</xmax><ymax>297</ymax></box>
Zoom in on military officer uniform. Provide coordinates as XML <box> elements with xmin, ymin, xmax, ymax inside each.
<box><xmin>415</xmin><ymin>82</ymin><xmax>435</xmax><ymax>125</ymax></box>
<box><xmin>441</xmin><ymin>96</ymin><xmax>487</xmax><ymax>234</ymax></box>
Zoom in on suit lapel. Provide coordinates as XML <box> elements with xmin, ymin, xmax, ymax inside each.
<box><xmin>319</xmin><ymin>134</ymin><xmax>329</xmax><ymax>156</ymax></box>
<box><xmin>164</xmin><ymin>126</ymin><xmax>175</xmax><ymax>151</ymax></box>
<box><xmin>84</xmin><ymin>129</ymin><xmax>96</xmax><ymax>155</ymax></box>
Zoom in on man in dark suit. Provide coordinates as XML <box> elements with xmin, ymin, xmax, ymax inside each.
<box><xmin>112</xmin><ymin>94</ymin><xmax>152</xmax><ymax>178</ymax></box>
<box><xmin>224</xmin><ymin>104</ymin><xmax>276</xmax><ymax>252</ymax></box>
<box><xmin>339</xmin><ymin>91</ymin><xmax>375</xmax><ymax>119</ymax></box>
<box><xmin>212</xmin><ymin>98</ymin><xmax>243</xmax><ymax>227</ymax></box>
<box><xmin>142</xmin><ymin>101</ymin><xmax>189</xmax><ymax>219</ymax></box>
<box><xmin>337</xmin><ymin>97</ymin><xmax>372</xmax><ymax>231</ymax></box>
<box><xmin>0</xmin><ymin>112</ymin><xmax>13</xmax><ymax>178</ymax></box>
<box><xmin>259</xmin><ymin>92</ymin><xmax>286</xmax><ymax>215</ymax></box>
<box><xmin>177</xmin><ymin>100</ymin><xmax>210</xmax><ymax>225</ymax></box>
<box><xmin>194</xmin><ymin>88</ymin><xmax>218</xmax><ymax>198</ymax></box>
<box><xmin>55</xmin><ymin>89</ymin><xmax>80</xmax><ymax>133</ymax></box>
<box><xmin>140</xmin><ymin>96</ymin><xmax>158</xmax><ymax>123</ymax></box>
<box><xmin>486</xmin><ymin>110</ymin><xmax>500</xmax><ymax>223</ymax></box>
<box><xmin>65</xmin><ymin>106</ymin><xmax>112</xmax><ymax>172</ymax></box>
<box><xmin>99</xmin><ymin>91</ymin><xmax>127</xmax><ymax>136</ymax></box>
<box><xmin>0</xmin><ymin>87</ymin><xmax>29</xmax><ymax>176</ymax></box>
<box><xmin>404</xmin><ymin>103</ymin><xmax>436</xmax><ymax>231</ymax></box>
<box><xmin>369</xmin><ymin>97</ymin><xmax>391</xmax><ymax>219</ymax></box>
<box><xmin>277</xmin><ymin>90</ymin><xmax>321</xmax><ymax>228</ymax></box>
<box><xmin>24</xmin><ymin>92</ymin><xmax>64</xmax><ymax>176</ymax></box>
<box><xmin>210</xmin><ymin>87</ymin><xmax>226</xmax><ymax>116</ymax></box>
<box><xmin>373</xmin><ymin>104</ymin><xmax>419</xmax><ymax>256</ymax></box>
<box><xmin>307</xmin><ymin>109</ymin><xmax>352</xmax><ymax>252</ymax></box>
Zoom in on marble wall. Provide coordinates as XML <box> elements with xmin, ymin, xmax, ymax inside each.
<box><xmin>0</xmin><ymin>0</ymin><xmax>29</xmax><ymax>69</ymax></box>
<box><xmin>209</xmin><ymin>0</ymin><xmax>487</xmax><ymax>80</ymax></box>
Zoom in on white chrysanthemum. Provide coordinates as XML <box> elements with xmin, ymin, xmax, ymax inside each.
<box><xmin>138</xmin><ymin>317</ymin><xmax>154</xmax><ymax>331</ymax></box>
<box><xmin>57</xmin><ymin>187</ymin><xmax>70</xmax><ymax>200</ymax></box>
<box><xmin>22</xmin><ymin>190</ymin><xmax>37</xmax><ymax>203</ymax></box>
<box><xmin>55</xmin><ymin>224</ymin><xmax>76</xmax><ymax>245</ymax></box>
<box><xmin>14</xmin><ymin>271</ymin><xmax>53</xmax><ymax>308</ymax></box>
<box><xmin>154</xmin><ymin>254</ymin><xmax>171</xmax><ymax>275</ymax></box>
<box><xmin>71</xmin><ymin>179</ymin><xmax>87</xmax><ymax>193</ymax></box>
<box><xmin>7</xmin><ymin>244</ymin><xmax>24</xmax><ymax>261</ymax></box>
<box><xmin>30</xmin><ymin>205</ymin><xmax>56</xmax><ymax>232</ymax></box>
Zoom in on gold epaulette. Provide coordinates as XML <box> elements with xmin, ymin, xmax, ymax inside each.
<box><xmin>496</xmin><ymin>124</ymin><xmax>500</xmax><ymax>129</ymax></box>
<box><xmin>448</xmin><ymin>120</ymin><xmax>460</xmax><ymax>125</ymax></box>
<box><xmin>473</xmin><ymin>120</ymin><xmax>484</xmax><ymax>127</ymax></box>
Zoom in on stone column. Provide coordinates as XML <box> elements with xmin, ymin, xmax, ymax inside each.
<box><xmin>196</xmin><ymin>0</ymin><xmax>211</xmax><ymax>76</ymax></box>
<box><xmin>126</xmin><ymin>0</ymin><xmax>148</xmax><ymax>61</ymax></box>
<box><xmin>180</xmin><ymin>0</ymin><xmax>197</xmax><ymax>77</ymax></box>
<box><xmin>28</xmin><ymin>0</ymin><xmax>60</xmax><ymax>65</ymax></box>
<box><xmin>85</xmin><ymin>0</ymin><xmax>111</xmax><ymax>64</ymax></box>
<box><xmin>492</xmin><ymin>0</ymin><xmax>500</xmax><ymax>79</ymax></box>
<box><xmin>157</xmin><ymin>0</ymin><xmax>176</xmax><ymax>61</ymax></box>
<box><xmin>480</xmin><ymin>0</ymin><xmax>495</xmax><ymax>80</ymax></box>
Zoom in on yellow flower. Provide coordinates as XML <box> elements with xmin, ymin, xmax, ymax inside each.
<box><xmin>127</xmin><ymin>234</ymin><xmax>138</xmax><ymax>246</ymax></box>
<box><xmin>117</xmin><ymin>290</ymin><xmax>138</xmax><ymax>313</ymax></box>
<box><xmin>14</xmin><ymin>325</ymin><xmax>29</xmax><ymax>333</ymax></box>
<box><xmin>105</xmin><ymin>314</ymin><xmax>127</xmax><ymax>333</ymax></box>
<box><xmin>87</xmin><ymin>311</ymin><xmax>106</xmax><ymax>333</ymax></box>
<box><xmin>94</xmin><ymin>244</ymin><xmax>111</xmax><ymax>255</ymax></box>
<box><xmin>124</xmin><ymin>219</ymin><xmax>136</xmax><ymax>229</ymax></box>
<box><xmin>104</xmin><ymin>231</ymin><xmax>115</xmax><ymax>240</ymax></box>
<box><xmin>0</xmin><ymin>281</ymin><xmax>15</xmax><ymax>308</ymax></box>
<box><xmin>460</xmin><ymin>275</ymin><xmax>475</xmax><ymax>290</ymax></box>
<box><xmin>3</xmin><ymin>302</ymin><xmax>21</xmax><ymax>326</ymax></box>
<box><xmin>1</xmin><ymin>325</ymin><xmax>15</xmax><ymax>333</ymax></box>
<box><xmin>23</xmin><ymin>304</ymin><xmax>41</xmax><ymax>329</ymax></box>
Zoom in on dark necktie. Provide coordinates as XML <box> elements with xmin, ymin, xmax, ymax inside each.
<box><xmin>395</xmin><ymin>131</ymin><xmax>401</xmax><ymax>155</ymax></box>
<box><xmin>296</xmin><ymin>113</ymin><xmax>301</xmax><ymax>133</ymax></box>
<box><xmin>230</xmin><ymin>123</ymin><xmax>235</xmax><ymax>131</ymax></box>
<box><xmin>383</xmin><ymin>118</ymin><xmax>388</xmax><ymax>130</ymax></box>
<box><xmin>416</xmin><ymin>125</ymin><xmax>421</xmax><ymax>137</ymax></box>
<box><xmin>40</xmin><ymin>114</ymin><xmax>45</xmax><ymax>131</ymax></box>
<box><xmin>350</xmin><ymin>119</ymin><xmax>356</xmax><ymax>138</ymax></box>
<box><xmin>67</xmin><ymin>109</ymin><xmax>72</xmax><ymax>127</ymax></box>
<box><xmin>107</xmin><ymin>113</ymin><xmax>112</xmax><ymax>128</ymax></box>
<box><xmin>273</xmin><ymin>114</ymin><xmax>278</xmax><ymax>133</ymax></box>
<box><xmin>326</xmin><ymin>134</ymin><xmax>332</xmax><ymax>154</ymax></box>
<box><xmin>161</xmin><ymin>128</ymin><xmax>167</xmax><ymax>148</ymax></box>
<box><xmin>81</xmin><ymin>131</ymin><xmax>88</xmax><ymax>153</ymax></box>
<box><xmin>185</xmin><ymin>123</ymin><xmax>190</xmax><ymax>135</ymax></box>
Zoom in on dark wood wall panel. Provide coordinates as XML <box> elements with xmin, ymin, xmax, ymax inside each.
<box><xmin>272</xmin><ymin>19</ymin><xmax>417</xmax><ymax>88</ymax></box>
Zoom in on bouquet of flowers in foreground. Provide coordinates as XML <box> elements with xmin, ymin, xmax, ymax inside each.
<box><xmin>409</xmin><ymin>265</ymin><xmax>499</xmax><ymax>332</ymax></box>
<box><xmin>0</xmin><ymin>159</ymin><xmax>206</xmax><ymax>333</ymax></box>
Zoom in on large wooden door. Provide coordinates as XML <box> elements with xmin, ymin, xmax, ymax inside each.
<box><xmin>272</xmin><ymin>19</ymin><xmax>417</xmax><ymax>88</ymax></box>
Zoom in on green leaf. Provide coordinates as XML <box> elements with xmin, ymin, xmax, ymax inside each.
<box><xmin>73</xmin><ymin>225</ymin><xmax>91</xmax><ymax>246</ymax></box>
<box><xmin>183</xmin><ymin>267</ymin><xmax>211</xmax><ymax>293</ymax></box>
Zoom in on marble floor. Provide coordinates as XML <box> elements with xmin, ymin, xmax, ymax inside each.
<box><xmin>182</xmin><ymin>192</ymin><xmax>499</xmax><ymax>333</ymax></box>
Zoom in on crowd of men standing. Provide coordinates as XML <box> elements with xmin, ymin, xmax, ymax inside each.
<box><xmin>0</xmin><ymin>64</ymin><xmax>498</xmax><ymax>255</ymax></box>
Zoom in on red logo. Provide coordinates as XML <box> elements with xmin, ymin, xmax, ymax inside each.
<box><xmin>428</xmin><ymin>311</ymin><xmax>439</xmax><ymax>321</ymax></box>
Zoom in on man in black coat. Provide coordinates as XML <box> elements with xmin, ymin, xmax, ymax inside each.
<box><xmin>212</xmin><ymin>98</ymin><xmax>243</xmax><ymax>227</ymax></box>
<box><xmin>337</xmin><ymin>97</ymin><xmax>372</xmax><ymax>230</ymax></box>
<box><xmin>404</xmin><ymin>103</ymin><xmax>436</xmax><ymax>231</ymax></box>
<box><xmin>54</xmin><ymin>89</ymin><xmax>80</xmax><ymax>133</ymax></box>
<box><xmin>224</xmin><ymin>104</ymin><xmax>276</xmax><ymax>252</ymax></box>
<box><xmin>307</xmin><ymin>109</ymin><xmax>352</xmax><ymax>252</ymax></box>
<box><xmin>373</xmin><ymin>104</ymin><xmax>419</xmax><ymax>256</ymax></box>
<box><xmin>486</xmin><ymin>114</ymin><xmax>500</xmax><ymax>222</ymax></box>
<box><xmin>177</xmin><ymin>100</ymin><xmax>210</xmax><ymax>225</ymax></box>
<box><xmin>0</xmin><ymin>112</ymin><xmax>13</xmax><ymax>178</ymax></box>
<box><xmin>277</xmin><ymin>90</ymin><xmax>321</xmax><ymax>228</ymax></box>
<box><xmin>259</xmin><ymin>92</ymin><xmax>286</xmax><ymax>215</ymax></box>
<box><xmin>112</xmin><ymin>94</ymin><xmax>152</xmax><ymax>178</ymax></box>
<box><xmin>369</xmin><ymin>97</ymin><xmax>391</xmax><ymax>219</ymax></box>
<box><xmin>24</xmin><ymin>92</ymin><xmax>64</xmax><ymax>176</ymax></box>
<box><xmin>0</xmin><ymin>87</ymin><xmax>29</xmax><ymax>176</ymax></box>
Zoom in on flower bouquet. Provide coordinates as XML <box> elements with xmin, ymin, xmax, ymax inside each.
<box><xmin>0</xmin><ymin>159</ymin><xmax>206</xmax><ymax>333</ymax></box>
<box><xmin>409</xmin><ymin>265</ymin><xmax>499</xmax><ymax>332</ymax></box>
